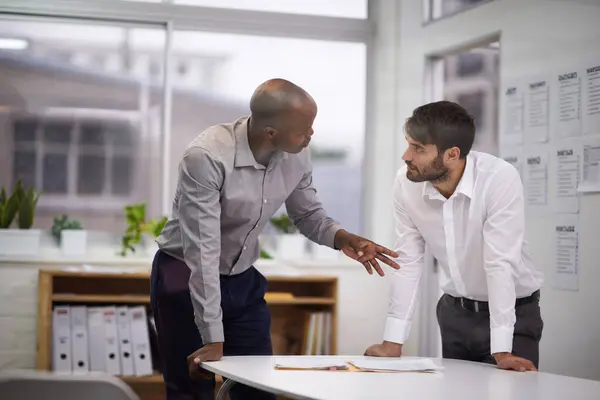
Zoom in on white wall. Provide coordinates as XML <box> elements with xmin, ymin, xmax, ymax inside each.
<box><xmin>388</xmin><ymin>0</ymin><xmax>600</xmax><ymax>380</ymax></box>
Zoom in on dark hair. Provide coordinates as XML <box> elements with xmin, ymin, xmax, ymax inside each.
<box><xmin>405</xmin><ymin>101</ymin><xmax>475</xmax><ymax>158</ymax></box>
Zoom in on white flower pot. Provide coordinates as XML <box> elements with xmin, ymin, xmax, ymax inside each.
<box><xmin>277</xmin><ymin>233</ymin><xmax>307</xmax><ymax>260</ymax></box>
<box><xmin>0</xmin><ymin>229</ymin><xmax>41</xmax><ymax>256</ymax></box>
<box><xmin>61</xmin><ymin>230</ymin><xmax>87</xmax><ymax>256</ymax></box>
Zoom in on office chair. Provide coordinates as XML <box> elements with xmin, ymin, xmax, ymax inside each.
<box><xmin>0</xmin><ymin>369</ymin><xmax>140</xmax><ymax>400</ymax></box>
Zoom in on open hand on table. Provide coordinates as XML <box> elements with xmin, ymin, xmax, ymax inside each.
<box><xmin>334</xmin><ymin>230</ymin><xmax>400</xmax><ymax>276</ymax></box>
<box><xmin>187</xmin><ymin>342</ymin><xmax>223</xmax><ymax>380</ymax></box>
<box><xmin>494</xmin><ymin>353</ymin><xmax>537</xmax><ymax>372</ymax></box>
<box><xmin>364</xmin><ymin>341</ymin><xmax>403</xmax><ymax>357</ymax></box>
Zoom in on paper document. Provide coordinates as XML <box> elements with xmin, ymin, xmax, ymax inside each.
<box><xmin>583</xmin><ymin>63</ymin><xmax>600</xmax><ymax>135</ymax></box>
<box><xmin>553</xmin><ymin>145</ymin><xmax>581</xmax><ymax>213</ymax></box>
<box><xmin>349</xmin><ymin>358</ymin><xmax>443</xmax><ymax>373</ymax></box>
<box><xmin>525</xmin><ymin>79</ymin><xmax>549</xmax><ymax>143</ymax></box>
<box><xmin>274</xmin><ymin>357</ymin><xmax>348</xmax><ymax>371</ymax></box>
<box><xmin>578</xmin><ymin>137</ymin><xmax>600</xmax><ymax>193</ymax></box>
<box><xmin>557</xmin><ymin>70</ymin><xmax>582</xmax><ymax>138</ymax></box>
<box><xmin>554</xmin><ymin>214</ymin><xmax>579</xmax><ymax>291</ymax></box>
<box><xmin>503</xmin><ymin>84</ymin><xmax>524</xmax><ymax>144</ymax></box>
<box><xmin>525</xmin><ymin>151</ymin><xmax>549</xmax><ymax>208</ymax></box>
<box><xmin>502</xmin><ymin>152</ymin><xmax>523</xmax><ymax>180</ymax></box>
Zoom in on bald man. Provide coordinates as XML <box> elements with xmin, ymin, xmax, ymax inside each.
<box><xmin>151</xmin><ymin>79</ymin><xmax>400</xmax><ymax>400</ymax></box>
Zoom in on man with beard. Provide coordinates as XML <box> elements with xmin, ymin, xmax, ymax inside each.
<box><xmin>152</xmin><ymin>78</ymin><xmax>400</xmax><ymax>400</ymax></box>
<box><xmin>364</xmin><ymin>101</ymin><xmax>544</xmax><ymax>372</ymax></box>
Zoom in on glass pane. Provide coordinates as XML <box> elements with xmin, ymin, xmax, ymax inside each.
<box><xmin>78</xmin><ymin>155</ymin><xmax>106</xmax><ymax>195</ymax></box>
<box><xmin>42</xmin><ymin>153</ymin><xmax>68</xmax><ymax>194</ymax></box>
<box><xmin>437</xmin><ymin>42</ymin><xmax>499</xmax><ymax>155</ymax></box>
<box><xmin>13</xmin><ymin>119</ymin><xmax>37</xmax><ymax>142</ymax></box>
<box><xmin>106</xmin><ymin>122</ymin><xmax>133</xmax><ymax>146</ymax></box>
<box><xmin>168</xmin><ymin>30</ymin><xmax>366</xmax><ymax>234</ymax></box>
<box><xmin>112</xmin><ymin>156</ymin><xmax>133</xmax><ymax>195</ymax></box>
<box><xmin>172</xmin><ymin>0</ymin><xmax>367</xmax><ymax>18</ymax></box>
<box><xmin>428</xmin><ymin>0</ymin><xmax>492</xmax><ymax>21</ymax></box>
<box><xmin>0</xmin><ymin>18</ymin><xmax>166</xmax><ymax>231</ymax></box>
<box><xmin>13</xmin><ymin>151</ymin><xmax>36</xmax><ymax>189</ymax></box>
<box><xmin>80</xmin><ymin>122</ymin><xmax>106</xmax><ymax>146</ymax></box>
<box><xmin>44</xmin><ymin>121</ymin><xmax>72</xmax><ymax>144</ymax></box>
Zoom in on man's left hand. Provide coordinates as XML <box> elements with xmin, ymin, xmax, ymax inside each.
<box><xmin>493</xmin><ymin>352</ymin><xmax>537</xmax><ymax>372</ymax></box>
<box><xmin>334</xmin><ymin>230</ymin><xmax>400</xmax><ymax>276</ymax></box>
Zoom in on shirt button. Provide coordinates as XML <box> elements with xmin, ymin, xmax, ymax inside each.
<box><xmin>263</xmin><ymin>199</ymin><xmax>267</xmax><ymax>203</ymax></box>
<box><xmin>243</xmin><ymin>246</ymin><xmax>247</xmax><ymax>251</ymax></box>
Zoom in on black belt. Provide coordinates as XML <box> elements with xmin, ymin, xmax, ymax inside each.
<box><xmin>448</xmin><ymin>290</ymin><xmax>540</xmax><ymax>313</ymax></box>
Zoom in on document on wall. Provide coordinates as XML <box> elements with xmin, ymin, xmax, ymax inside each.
<box><xmin>553</xmin><ymin>144</ymin><xmax>582</xmax><ymax>213</ymax></box>
<box><xmin>578</xmin><ymin>137</ymin><xmax>600</xmax><ymax>193</ymax></box>
<box><xmin>583</xmin><ymin>62</ymin><xmax>600</xmax><ymax>136</ymax></box>
<box><xmin>525</xmin><ymin>151</ymin><xmax>549</xmax><ymax>208</ymax></box>
<box><xmin>553</xmin><ymin>214</ymin><xmax>579</xmax><ymax>291</ymax></box>
<box><xmin>557</xmin><ymin>70</ymin><xmax>582</xmax><ymax>139</ymax></box>
<box><xmin>502</xmin><ymin>84</ymin><xmax>525</xmax><ymax>144</ymax></box>
<box><xmin>502</xmin><ymin>151</ymin><xmax>524</xmax><ymax>180</ymax></box>
<box><xmin>525</xmin><ymin>78</ymin><xmax>549</xmax><ymax>143</ymax></box>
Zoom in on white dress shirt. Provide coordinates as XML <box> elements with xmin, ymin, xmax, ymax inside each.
<box><xmin>384</xmin><ymin>151</ymin><xmax>544</xmax><ymax>354</ymax></box>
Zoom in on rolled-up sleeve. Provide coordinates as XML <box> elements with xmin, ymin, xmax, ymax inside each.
<box><xmin>178</xmin><ymin>147</ymin><xmax>224</xmax><ymax>344</ymax></box>
<box><xmin>383</xmin><ymin>170</ymin><xmax>426</xmax><ymax>344</ymax></box>
<box><xmin>284</xmin><ymin>151</ymin><xmax>341</xmax><ymax>249</ymax></box>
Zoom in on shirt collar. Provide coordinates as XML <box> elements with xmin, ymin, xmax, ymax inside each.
<box><xmin>234</xmin><ymin>116</ymin><xmax>288</xmax><ymax>170</ymax></box>
<box><xmin>421</xmin><ymin>153</ymin><xmax>474</xmax><ymax>200</ymax></box>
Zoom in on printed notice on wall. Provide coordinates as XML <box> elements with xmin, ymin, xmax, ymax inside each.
<box><xmin>525</xmin><ymin>151</ymin><xmax>548</xmax><ymax>208</ymax></box>
<box><xmin>553</xmin><ymin>214</ymin><xmax>579</xmax><ymax>291</ymax></box>
<box><xmin>525</xmin><ymin>78</ymin><xmax>549</xmax><ymax>143</ymax></box>
<box><xmin>502</xmin><ymin>84</ymin><xmax>524</xmax><ymax>144</ymax></box>
<box><xmin>557</xmin><ymin>70</ymin><xmax>582</xmax><ymax>139</ymax></box>
<box><xmin>553</xmin><ymin>145</ymin><xmax>581</xmax><ymax>213</ymax></box>
<box><xmin>502</xmin><ymin>151</ymin><xmax>523</xmax><ymax>181</ymax></box>
<box><xmin>578</xmin><ymin>137</ymin><xmax>600</xmax><ymax>193</ymax></box>
<box><xmin>583</xmin><ymin>62</ymin><xmax>600</xmax><ymax>136</ymax></box>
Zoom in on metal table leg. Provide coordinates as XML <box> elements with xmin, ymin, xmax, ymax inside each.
<box><xmin>216</xmin><ymin>377</ymin><xmax>236</xmax><ymax>400</ymax></box>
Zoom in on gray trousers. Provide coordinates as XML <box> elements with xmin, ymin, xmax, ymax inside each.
<box><xmin>436</xmin><ymin>291</ymin><xmax>544</xmax><ymax>368</ymax></box>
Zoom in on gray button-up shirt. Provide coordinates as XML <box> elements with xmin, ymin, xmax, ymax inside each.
<box><xmin>156</xmin><ymin>116</ymin><xmax>341</xmax><ymax>344</ymax></box>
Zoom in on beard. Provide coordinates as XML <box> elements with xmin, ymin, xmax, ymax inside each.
<box><xmin>405</xmin><ymin>152</ymin><xmax>449</xmax><ymax>183</ymax></box>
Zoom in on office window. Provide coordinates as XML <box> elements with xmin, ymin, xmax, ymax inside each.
<box><xmin>424</xmin><ymin>0</ymin><xmax>493</xmax><ymax>22</ymax></box>
<box><xmin>12</xmin><ymin>117</ymin><xmax>137</xmax><ymax>197</ymax></box>
<box><xmin>162</xmin><ymin>30</ymin><xmax>367</xmax><ymax>234</ymax></box>
<box><xmin>0</xmin><ymin>19</ymin><xmax>166</xmax><ymax>231</ymax></box>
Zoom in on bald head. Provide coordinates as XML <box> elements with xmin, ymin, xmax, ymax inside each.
<box><xmin>250</xmin><ymin>78</ymin><xmax>316</xmax><ymax>122</ymax></box>
<box><xmin>248</xmin><ymin>79</ymin><xmax>317</xmax><ymax>154</ymax></box>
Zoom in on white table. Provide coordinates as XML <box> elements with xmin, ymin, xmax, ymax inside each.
<box><xmin>202</xmin><ymin>355</ymin><xmax>600</xmax><ymax>400</ymax></box>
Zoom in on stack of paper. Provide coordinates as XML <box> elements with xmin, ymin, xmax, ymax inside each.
<box><xmin>274</xmin><ymin>357</ymin><xmax>349</xmax><ymax>371</ymax></box>
<box><xmin>349</xmin><ymin>358</ymin><xmax>443</xmax><ymax>373</ymax></box>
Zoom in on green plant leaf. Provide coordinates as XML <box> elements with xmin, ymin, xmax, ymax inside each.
<box><xmin>0</xmin><ymin>188</ymin><xmax>6</xmax><ymax>207</ymax></box>
<box><xmin>18</xmin><ymin>187</ymin><xmax>40</xmax><ymax>229</ymax></box>
<box><xmin>0</xmin><ymin>190</ymin><xmax>20</xmax><ymax>229</ymax></box>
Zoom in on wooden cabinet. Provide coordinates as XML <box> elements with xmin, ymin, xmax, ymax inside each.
<box><xmin>36</xmin><ymin>269</ymin><xmax>337</xmax><ymax>399</ymax></box>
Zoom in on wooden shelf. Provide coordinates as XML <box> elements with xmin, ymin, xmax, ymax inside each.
<box><xmin>267</xmin><ymin>297</ymin><xmax>335</xmax><ymax>305</ymax></box>
<box><xmin>36</xmin><ymin>269</ymin><xmax>338</xmax><ymax>400</ymax></box>
<box><xmin>52</xmin><ymin>294</ymin><xmax>151</xmax><ymax>304</ymax></box>
<box><xmin>52</xmin><ymin>294</ymin><xmax>335</xmax><ymax>306</ymax></box>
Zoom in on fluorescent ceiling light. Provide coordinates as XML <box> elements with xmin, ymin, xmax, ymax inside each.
<box><xmin>0</xmin><ymin>38</ymin><xmax>28</xmax><ymax>50</ymax></box>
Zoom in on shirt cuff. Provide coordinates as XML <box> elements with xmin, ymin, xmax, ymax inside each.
<box><xmin>383</xmin><ymin>317</ymin><xmax>411</xmax><ymax>344</ymax></box>
<box><xmin>198</xmin><ymin>319</ymin><xmax>224</xmax><ymax>344</ymax></box>
<box><xmin>490</xmin><ymin>326</ymin><xmax>514</xmax><ymax>354</ymax></box>
<box><xmin>325</xmin><ymin>223</ymin><xmax>343</xmax><ymax>249</ymax></box>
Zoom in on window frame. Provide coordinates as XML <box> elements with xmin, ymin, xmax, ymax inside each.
<box><xmin>1</xmin><ymin>0</ymin><xmax>373</xmax><ymax>233</ymax></box>
<box><xmin>9</xmin><ymin>109</ymin><xmax>141</xmax><ymax>212</ymax></box>
<box><xmin>423</xmin><ymin>0</ymin><xmax>496</xmax><ymax>24</ymax></box>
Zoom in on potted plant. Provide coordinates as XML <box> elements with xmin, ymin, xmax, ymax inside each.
<box><xmin>0</xmin><ymin>179</ymin><xmax>42</xmax><ymax>256</ymax></box>
<box><xmin>120</xmin><ymin>202</ymin><xmax>167</xmax><ymax>257</ymax></box>
<box><xmin>51</xmin><ymin>214</ymin><xmax>86</xmax><ymax>256</ymax></box>
<box><xmin>269</xmin><ymin>213</ymin><xmax>307</xmax><ymax>260</ymax></box>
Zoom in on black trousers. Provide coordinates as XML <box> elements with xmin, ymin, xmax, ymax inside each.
<box><xmin>436</xmin><ymin>291</ymin><xmax>544</xmax><ymax>368</ymax></box>
<box><xmin>150</xmin><ymin>250</ymin><xmax>275</xmax><ymax>400</ymax></box>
